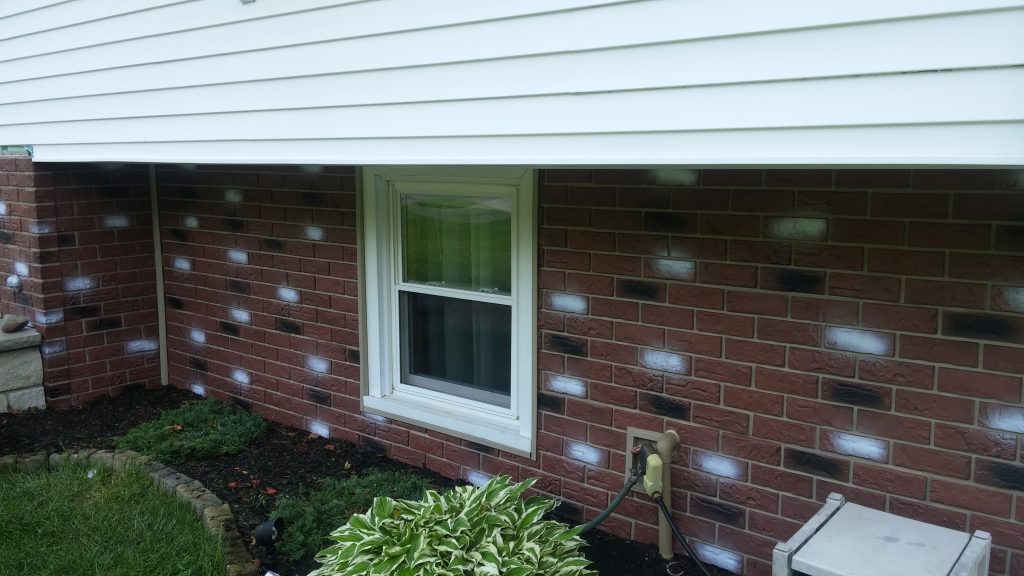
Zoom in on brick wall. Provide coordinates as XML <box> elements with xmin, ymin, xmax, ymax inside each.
<box><xmin>537</xmin><ymin>169</ymin><xmax>1024</xmax><ymax>576</ymax></box>
<box><xmin>155</xmin><ymin>165</ymin><xmax>1024</xmax><ymax>576</ymax></box>
<box><xmin>0</xmin><ymin>157</ymin><xmax>159</xmax><ymax>407</ymax></box>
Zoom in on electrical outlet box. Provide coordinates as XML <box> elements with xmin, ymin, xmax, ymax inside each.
<box><xmin>625</xmin><ymin>427</ymin><xmax>663</xmax><ymax>492</ymax></box>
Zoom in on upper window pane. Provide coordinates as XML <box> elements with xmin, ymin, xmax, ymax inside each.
<box><xmin>401</xmin><ymin>194</ymin><xmax>512</xmax><ymax>295</ymax></box>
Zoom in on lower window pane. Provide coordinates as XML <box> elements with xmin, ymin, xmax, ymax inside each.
<box><xmin>399</xmin><ymin>291</ymin><xmax>511</xmax><ymax>407</ymax></box>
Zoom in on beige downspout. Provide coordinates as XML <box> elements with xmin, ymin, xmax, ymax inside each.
<box><xmin>149</xmin><ymin>164</ymin><xmax>168</xmax><ymax>385</ymax></box>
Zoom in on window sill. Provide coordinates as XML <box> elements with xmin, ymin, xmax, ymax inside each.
<box><xmin>362</xmin><ymin>392</ymin><xmax>533</xmax><ymax>457</ymax></box>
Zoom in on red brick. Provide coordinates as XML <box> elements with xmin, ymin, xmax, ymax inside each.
<box><xmin>694</xmin><ymin>357</ymin><xmax>752</xmax><ymax>386</ymax></box>
<box><xmin>667</xmin><ymin>284</ymin><xmax>724</xmax><ymax>310</ymax></box>
<box><xmin>851</xmin><ymin>463</ymin><xmax>926</xmax><ymax>499</ymax></box>
<box><xmin>831</xmin><ymin>219</ymin><xmax>905</xmax><ymax>246</ymax></box>
<box><xmin>591</xmin><ymin>253</ymin><xmax>642</xmax><ymax>276</ymax></box>
<box><xmin>613</xmin><ymin>365</ymin><xmax>664</xmax><ymax>392</ymax></box>
<box><xmin>933</xmin><ymin>422</ymin><xmax>1018</xmax><ymax>460</ymax></box>
<box><xmin>543</xmin><ymin>414</ymin><xmax>589</xmax><ymax>441</ymax></box>
<box><xmin>698</xmin><ymin>262</ymin><xmax>758</xmax><ymax>288</ymax></box>
<box><xmin>932</xmin><ymin>479</ymin><xmax>1013</xmax><ymax>517</ymax></box>
<box><xmin>726</xmin><ymin>290</ymin><xmax>788</xmax><ymax>317</ymax></box>
<box><xmin>900</xmin><ymin>335</ymin><xmax>979</xmax><ymax>368</ymax></box>
<box><xmin>665</xmin><ymin>330</ymin><xmax>722</xmax><ymax>358</ymax></box>
<box><xmin>985</xmin><ymin>344</ymin><xmax>1024</xmax><ymax>375</ymax></box>
<box><xmin>828</xmin><ymin>272</ymin><xmax>901</xmax><ymax>302</ymax></box>
<box><xmin>904</xmin><ymin>279</ymin><xmax>987</xmax><ymax>310</ymax></box>
<box><xmin>751</xmin><ymin>464</ymin><xmax>814</xmax><ymax>499</ymax></box>
<box><xmin>692</xmin><ymin>404</ymin><xmax>750</xmax><ymax>434</ymax></box>
<box><xmin>858</xmin><ymin>357</ymin><xmax>935</xmax><ymax>389</ymax></box>
<box><xmin>565</xmin><ymin>316</ymin><xmax>612</xmax><ymax>339</ymax></box>
<box><xmin>612</xmin><ymin>409</ymin><xmax>665</xmax><ymax>432</ymax></box>
<box><xmin>617</xmin><ymin>233</ymin><xmax>668</xmax><ymax>256</ymax></box>
<box><xmin>724</xmin><ymin>386</ymin><xmax>784</xmax><ymax>417</ymax></box>
<box><xmin>861</xmin><ymin>303</ymin><xmax>938</xmax><ymax>334</ymax></box>
<box><xmin>747</xmin><ymin>510</ymin><xmax>801</xmax><ymax>541</ymax></box>
<box><xmin>756</xmin><ymin>318</ymin><xmax>821</xmax><ymax>347</ymax></box>
<box><xmin>791</xmin><ymin>296</ymin><xmax>859</xmax><ymax>325</ymax></box>
<box><xmin>640</xmin><ymin>304</ymin><xmax>694</xmax><ymax>330</ymax></box>
<box><xmin>725</xmin><ymin>339</ymin><xmax>786</xmax><ymax>367</ymax></box>
<box><xmin>543</xmin><ymin>249</ymin><xmax>589</xmax><ymax>271</ymax></box>
<box><xmin>789</xmin><ymin>348</ymin><xmax>856</xmax><ymax>378</ymax></box>
<box><xmin>589</xmin><ymin>297</ymin><xmax>638</xmax><ymax>321</ymax></box>
<box><xmin>908</xmin><ymin>222</ymin><xmax>991</xmax><ymax>250</ymax></box>
<box><xmin>793</xmin><ymin>244</ymin><xmax>865</xmax><ymax>271</ymax></box>
<box><xmin>718</xmin><ymin>524</ymin><xmax>776</xmax><ymax>561</ymax></box>
<box><xmin>754</xmin><ymin>367</ymin><xmax>819</xmax><ymax>398</ymax></box>
<box><xmin>950</xmin><ymin>253</ymin><xmax>1024</xmax><ymax>283</ymax></box>
<box><xmin>565</xmin><ymin>272</ymin><xmax>614</xmax><ymax>296</ymax></box>
<box><xmin>978</xmin><ymin>402</ymin><xmax>1024</xmax><ymax>434</ymax></box>
<box><xmin>868</xmin><ymin>248</ymin><xmax>945</xmax><ymax>277</ymax></box>
<box><xmin>589</xmin><ymin>382</ymin><xmax>636</xmax><ymax>408</ymax></box>
<box><xmin>589</xmin><ymin>340</ymin><xmax>637</xmax><ymax>365</ymax></box>
<box><xmin>588</xmin><ymin>425</ymin><xmax>626</xmax><ymax>450</ymax></box>
<box><xmin>700</xmin><ymin>213</ymin><xmax>759</xmax><ymax>237</ymax></box>
<box><xmin>889</xmin><ymin>497</ymin><xmax>967</xmax><ymax>532</ymax></box>
<box><xmin>856</xmin><ymin>410</ymin><xmax>932</xmax><ymax>444</ymax></box>
<box><xmin>614</xmin><ymin>321</ymin><xmax>665</xmax><ymax>347</ymax></box>
<box><xmin>664</xmin><ymin>376</ymin><xmax>721</xmax><ymax>404</ymax></box>
<box><xmin>786</xmin><ymin>398</ymin><xmax>854</xmax><ymax>430</ymax></box>
<box><xmin>721</xmin><ymin>433</ymin><xmax>781</xmax><ymax>466</ymax></box>
<box><xmin>753</xmin><ymin>416</ymin><xmax>816</xmax><ymax>448</ymax></box>
<box><xmin>938</xmin><ymin>368</ymin><xmax>1022</xmax><ymax>402</ymax></box>
<box><xmin>894</xmin><ymin>389</ymin><xmax>975</xmax><ymax>424</ymax></box>
<box><xmin>666</xmin><ymin>420</ymin><xmax>721</xmax><ymax>451</ymax></box>
<box><xmin>871</xmin><ymin>192</ymin><xmax>949</xmax><ymax>218</ymax></box>
<box><xmin>729</xmin><ymin>240</ymin><xmax>792</xmax><ymax>265</ymax></box>
<box><xmin>970</xmin><ymin>515</ymin><xmax>1024</xmax><ymax>551</ymax></box>
<box><xmin>892</xmin><ymin>443</ymin><xmax>971</xmax><ymax>479</ymax></box>
<box><xmin>670</xmin><ymin>236</ymin><xmax>728</xmax><ymax>260</ymax></box>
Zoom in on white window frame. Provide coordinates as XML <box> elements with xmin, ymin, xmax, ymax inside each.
<box><xmin>360</xmin><ymin>167</ymin><xmax>536</xmax><ymax>457</ymax></box>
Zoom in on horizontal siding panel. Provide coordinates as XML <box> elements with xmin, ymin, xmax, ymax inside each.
<box><xmin>0</xmin><ymin>0</ymin><xmax>186</xmax><ymax>40</ymax></box>
<box><xmin>30</xmin><ymin>122</ymin><xmax>1024</xmax><ymax>166</ymax></box>
<box><xmin>4</xmin><ymin>10</ymin><xmax>1023</xmax><ymax>121</ymax></box>
<box><xmin>0</xmin><ymin>0</ymin><xmax>69</xmax><ymax>21</ymax></box>
<box><xmin>2</xmin><ymin>0</ymin><xmax>1022</xmax><ymax>84</ymax></box>
<box><xmin>3</xmin><ymin>69</ymin><xmax>1022</xmax><ymax>144</ymax></box>
<box><xmin>0</xmin><ymin>0</ymin><xmax>632</xmax><ymax>81</ymax></box>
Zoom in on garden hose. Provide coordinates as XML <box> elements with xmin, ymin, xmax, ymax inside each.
<box><xmin>654</xmin><ymin>495</ymin><xmax>714</xmax><ymax>576</ymax></box>
<box><xmin>579</xmin><ymin>468</ymin><xmax>643</xmax><ymax>535</ymax></box>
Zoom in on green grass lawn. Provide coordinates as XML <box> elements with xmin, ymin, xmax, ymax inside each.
<box><xmin>0</xmin><ymin>463</ymin><xmax>225</xmax><ymax>576</ymax></box>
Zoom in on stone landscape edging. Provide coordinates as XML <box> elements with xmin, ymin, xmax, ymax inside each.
<box><xmin>0</xmin><ymin>449</ymin><xmax>259</xmax><ymax>576</ymax></box>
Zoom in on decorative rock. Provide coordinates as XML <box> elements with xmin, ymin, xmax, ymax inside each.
<box><xmin>1</xmin><ymin>314</ymin><xmax>28</xmax><ymax>333</ymax></box>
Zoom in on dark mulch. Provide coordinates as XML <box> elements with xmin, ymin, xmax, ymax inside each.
<box><xmin>0</xmin><ymin>387</ymin><xmax>720</xmax><ymax>576</ymax></box>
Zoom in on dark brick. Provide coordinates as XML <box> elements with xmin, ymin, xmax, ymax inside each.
<box><xmin>222</xmin><ymin>217</ymin><xmax>246</xmax><ymax>232</ymax></box>
<box><xmin>227</xmin><ymin>279</ymin><xmax>250</xmax><ymax>295</ymax></box>
<box><xmin>261</xmin><ymin>237</ymin><xmax>285</xmax><ymax>252</ymax></box>
<box><xmin>169</xmin><ymin>228</ymin><xmax>189</xmax><ymax>242</ymax></box>
<box><xmin>994</xmin><ymin>225</ymin><xmax>1024</xmax><ymax>252</ymax></box>
<box><xmin>821</xmin><ymin>379</ymin><xmax>889</xmax><ymax>409</ymax></box>
<box><xmin>0</xmin><ymin>230</ymin><xmax>11</xmax><ymax>244</ymax></box>
<box><xmin>764</xmin><ymin>269</ymin><xmax>825</xmax><ymax>294</ymax></box>
<box><xmin>690</xmin><ymin>496</ymin><xmax>745</xmax><ymax>528</ymax></box>
<box><xmin>307</xmin><ymin>388</ymin><xmax>330</xmax><ymax>406</ymax></box>
<box><xmin>230</xmin><ymin>396</ymin><xmax>253</xmax><ymax>412</ymax></box>
<box><xmin>783</xmin><ymin>449</ymin><xmax>849</xmax><ymax>481</ymax></box>
<box><xmin>463</xmin><ymin>441</ymin><xmax>499</xmax><ymax>456</ymax></box>
<box><xmin>219</xmin><ymin>321</ymin><xmax>240</xmax><ymax>337</ymax></box>
<box><xmin>57</xmin><ymin>233</ymin><xmax>76</xmax><ymax>247</ymax></box>
<box><xmin>276</xmin><ymin>318</ymin><xmax>302</xmax><ymax>335</ymax></box>
<box><xmin>188</xmin><ymin>356</ymin><xmax>209</xmax><ymax>372</ymax></box>
<box><xmin>537</xmin><ymin>392</ymin><xmax>566</xmax><ymax>413</ymax></box>
<box><xmin>65</xmin><ymin>305</ymin><xmax>100</xmax><ymax>320</ymax></box>
<box><xmin>974</xmin><ymin>460</ymin><xmax>1024</xmax><ymax>492</ymax></box>
<box><xmin>299</xmin><ymin>191</ymin><xmax>325</xmax><ymax>207</ymax></box>
<box><xmin>643</xmin><ymin>211</ymin><xmax>695</xmax><ymax>233</ymax></box>
<box><xmin>545</xmin><ymin>334</ymin><xmax>587</xmax><ymax>357</ymax></box>
<box><xmin>87</xmin><ymin>317</ymin><xmax>123</xmax><ymax>332</ymax></box>
<box><xmin>553</xmin><ymin>501</ymin><xmax>584</xmax><ymax>524</ymax></box>
<box><xmin>943</xmin><ymin>312</ymin><xmax>1018</xmax><ymax>342</ymax></box>
<box><xmin>361</xmin><ymin>436</ymin><xmax>387</xmax><ymax>454</ymax></box>
<box><xmin>347</xmin><ymin>348</ymin><xmax>360</xmax><ymax>363</ymax></box>
<box><xmin>616</xmin><ymin>279</ymin><xmax>663</xmax><ymax>301</ymax></box>
<box><xmin>642</xmin><ymin>392</ymin><xmax>690</xmax><ymax>420</ymax></box>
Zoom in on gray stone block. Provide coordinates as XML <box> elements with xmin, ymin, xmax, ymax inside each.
<box><xmin>49</xmin><ymin>452</ymin><xmax>70</xmax><ymax>469</ymax></box>
<box><xmin>0</xmin><ymin>328</ymin><xmax>40</xmax><ymax>352</ymax></box>
<box><xmin>0</xmin><ymin>454</ymin><xmax>17</xmax><ymax>472</ymax></box>
<box><xmin>6</xmin><ymin>386</ymin><xmax>45</xmax><ymax>410</ymax></box>
<box><xmin>17</xmin><ymin>452</ymin><xmax>48</xmax><ymax>472</ymax></box>
<box><xmin>90</xmin><ymin>450</ymin><xmax>115</xmax><ymax>468</ymax></box>
<box><xmin>68</xmin><ymin>449</ymin><xmax>97</xmax><ymax>467</ymax></box>
<box><xmin>0</xmin><ymin>348</ymin><xmax>43</xmax><ymax>392</ymax></box>
<box><xmin>156</xmin><ymin>470</ymin><xmax>193</xmax><ymax>496</ymax></box>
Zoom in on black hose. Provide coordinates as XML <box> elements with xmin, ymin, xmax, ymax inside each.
<box><xmin>579</xmin><ymin>470</ymin><xmax>642</xmax><ymax>535</ymax></box>
<box><xmin>654</xmin><ymin>495</ymin><xmax>714</xmax><ymax>576</ymax></box>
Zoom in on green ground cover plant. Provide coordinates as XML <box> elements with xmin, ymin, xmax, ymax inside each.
<box><xmin>118</xmin><ymin>399</ymin><xmax>267</xmax><ymax>463</ymax></box>
<box><xmin>0</xmin><ymin>463</ymin><xmax>225</xmax><ymax>576</ymax></box>
<box><xmin>272</xmin><ymin>468</ymin><xmax>431</xmax><ymax>561</ymax></box>
<box><xmin>311</xmin><ymin>475</ymin><xmax>596</xmax><ymax>576</ymax></box>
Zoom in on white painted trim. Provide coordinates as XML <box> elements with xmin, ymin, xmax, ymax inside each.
<box><xmin>361</xmin><ymin>166</ymin><xmax>536</xmax><ymax>458</ymax></box>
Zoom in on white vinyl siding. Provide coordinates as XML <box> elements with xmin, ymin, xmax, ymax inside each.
<box><xmin>1</xmin><ymin>0</ymin><xmax>1023</xmax><ymax>165</ymax></box>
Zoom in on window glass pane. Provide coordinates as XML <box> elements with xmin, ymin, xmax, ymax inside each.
<box><xmin>401</xmin><ymin>194</ymin><xmax>512</xmax><ymax>295</ymax></box>
<box><xmin>399</xmin><ymin>291</ymin><xmax>511</xmax><ymax>407</ymax></box>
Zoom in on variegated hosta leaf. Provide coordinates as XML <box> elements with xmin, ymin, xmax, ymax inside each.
<box><xmin>310</xmin><ymin>475</ymin><xmax>597</xmax><ymax>576</ymax></box>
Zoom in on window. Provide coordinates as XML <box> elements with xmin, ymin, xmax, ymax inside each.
<box><xmin>361</xmin><ymin>168</ymin><xmax>536</xmax><ymax>456</ymax></box>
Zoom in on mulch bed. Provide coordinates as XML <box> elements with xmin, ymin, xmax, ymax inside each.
<box><xmin>1</xmin><ymin>386</ymin><xmax>716</xmax><ymax>576</ymax></box>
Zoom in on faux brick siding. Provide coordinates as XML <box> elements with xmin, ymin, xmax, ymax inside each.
<box><xmin>538</xmin><ymin>169</ymin><xmax>1024</xmax><ymax>576</ymax></box>
<box><xmin>0</xmin><ymin>158</ymin><xmax>159</xmax><ymax>407</ymax></box>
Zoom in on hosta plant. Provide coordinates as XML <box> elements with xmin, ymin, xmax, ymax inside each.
<box><xmin>311</xmin><ymin>475</ymin><xmax>597</xmax><ymax>576</ymax></box>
